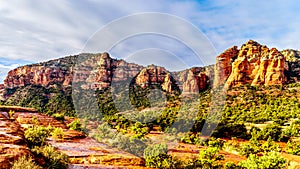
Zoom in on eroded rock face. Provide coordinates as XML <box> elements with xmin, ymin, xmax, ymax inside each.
<box><xmin>215</xmin><ymin>46</ymin><xmax>239</xmax><ymax>87</ymax></box>
<box><xmin>4</xmin><ymin>41</ymin><xmax>294</xmax><ymax>97</ymax></box>
<box><xmin>133</xmin><ymin>65</ymin><xmax>211</xmax><ymax>94</ymax></box>
<box><xmin>4</xmin><ymin>66</ymin><xmax>71</xmax><ymax>88</ymax></box>
<box><xmin>135</xmin><ymin>66</ymin><xmax>174</xmax><ymax>92</ymax></box>
<box><xmin>223</xmin><ymin>40</ymin><xmax>287</xmax><ymax>88</ymax></box>
<box><xmin>281</xmin><ymin>49</ymin><xmax>300</xmax><ymax>83</ymax></box>
<box><xmin>177</xmin><ymin>67</ymin><xmax>210</xmax><ymax>94</ymax></box>
<box><xmin>3</xmin><ymin>52</ymin><xmax>212</xmax><ymax>100</ymax></box>
<box><xmin>0</xmin><ymin>112</ymin><xmax>31</xmax><ymax>169</ymax></box>
<box><xmin>4</xmin><ymin>55</ymin><xmax>76</xmax><ymax>89</ymax></box>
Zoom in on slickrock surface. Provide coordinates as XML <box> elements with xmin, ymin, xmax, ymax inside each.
<box><xmin>0</xmin><ymin>112</ymin><xmax>31</xmax><ymax>169</ymax></box>
<box><xmin>0</xmin><ymin>106</ymin><xmax>145</xmax><ymax>169</ymax></box>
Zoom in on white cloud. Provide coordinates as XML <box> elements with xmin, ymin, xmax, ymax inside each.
<box><xmin>0</xmin><ymin>0</ymin><xmax>299</xmax><ymax>68</ymax></box>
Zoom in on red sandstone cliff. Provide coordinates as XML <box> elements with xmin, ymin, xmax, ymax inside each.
<box><xmin>3</xmin><ymin>40</ymin><xmax>299</xmax><ymax>96</ymax></box>
<box><xmin>3</xmin><ymin>52</ymin><xmax>211</xmax><ymax>95</ymax></box>
<box><xmin>215</xmin><ymin>40</ymin><xmax>288</xmax><ymax>88</ymax></box>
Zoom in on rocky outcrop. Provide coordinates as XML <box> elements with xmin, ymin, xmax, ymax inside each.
<box><xmin>4</xmin><ymin>66</ymin><xmax>71</xmax><ymax>88</ymax></box>
<box><xmin>281</xmin><ymin>49</ymin><xmax>300</xmax><ymax>83</ymax></box>
<box><xmin>4</xmin><ymin>40</ymin><xmax>300</xmax><ymax>97</ymax></box>
<box><xmin>4</xmin><ymin>56</ymin><xmax>76</xmax><ymax>88</ymax></box>
<box><xmin>4</xmin><ymin>52</ymin><xmax>210</xmax><ymax>95</ymax></box>
<box><xmin>222</xmin><ymin>40</ymin><xmax>287</xmax><ymax>88</ymax></box>
<box><xmin>176</xmin><ymin>67</ymin><xmax>210</xmax><ymax>94</ymax></box>
<box><xmin>0</xmin><ymin>111</ymin><xmax>32</xmax><ymax>169</ymax></box>
<box><xmin>215</xmin><ymin>46</ymin><xmax>239</xmax><ymax>87</ymax></box>
<box><xmin>134</xmin><ymin>66</ymin><xmax>174</xmax><ymax>92</ymax></box>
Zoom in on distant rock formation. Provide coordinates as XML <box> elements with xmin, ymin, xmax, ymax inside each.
<box><xmin>215</xmin><ymin>40</ymin><xmax>289</xmax><ymax>88</ymax></box>
<box><xmin>281</xmin><ymin>49</ymin><xmax>300</xmax><ymax>83</ymax></box>
<box><xmin>3</xmin><ymin>52</ymin><xmax>211</xmax><ymax>97</ymax></box>
<box><xmin>3</xmin><ymin>40</ymin><xmax>300</xmax><ymax>99</ymax></box>
<box><xmin>214</xmin><ymin>46</ymin><xmax>239</xmax><ymax>87</ymax></box>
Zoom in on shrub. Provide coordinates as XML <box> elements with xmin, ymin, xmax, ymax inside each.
<box><xmin>67</xmin><ymin>118</ymin><xmax>84</xmax><ymax>132</ymax></box>
<box><xmin>25</xmin><ymin>126</ymin><xmax>51</xmax><ymax>147</ymax></box>
<box><xmin>239</xmin><ymin>138</ymin><xmax>261</xmax><ymax>157</ymax></box>
<box><xmin>285</xmin><ymin>141</ymin><xmax>300</xmax><ymax>155</ymax></box>
<box><xmin>32</xmin><ymin>116</ymin><xmax>39</xmax><ymax>125</ymax></box>
<box><xmin>283</xmin><ymin>124</ymin><xmax>299</xmax><ymax>138</ymax></box>
<box><xmin>11</xmin><ymin>155</ymin><xmax>42</xmax><ymax>169</ymax></box>
<box><xmin>144</xmin><ymin>143</ymin><xmax>182</xmax><ymax>169</ymax></box>
<box><xmin>52</xmin><ymin>113</ymin><xmax>65</xmax><ymax>122</ymax></box>
<box><xmin>51</xmin><ymin>127</ymin><xmax>64</xmax><ymax>140</ymax></box>
<box><xmin>224</xmin><ymin>162</ymin><xmax>239</xmax><ymax>169</ymax></box>
<box><xmin>260</xmin><ymin>123</ymin><xmax>283</xmax><ymax>141</ymax></box>
<box><xmin>207</xmin><ymin>137</ymin><xmax>225</xmax><ymax>149</ymax></box>
<box><xmin>95</xmin><ymin>122</ymin><xmax>116</xmax><ymax>140</ymax></box>
<box><xmin>8</xmin><ymin>110</ymin><xmax>15</xmax><ymax>119</ymax></box>
<box><xmin>249</xmin><ymin>126</ymin><xmax>262</xmax><ymax>140</ymax></box>
<box><xmin>111</xmin><ymin>133</ymin><xmax>147</xmax><ymax>156</ymax></box>
<box><xmin>238</xmin><ymin>152</ymin><xmax>287</xmax><ymax>169</ymax></box>
<box><xmin>130</xmin><ymin>122</ymin><xmax>149</xmax><ymax>139</ymax></box>
<box><xmin>31</xmin><ymin>145</ymin><xmax>68</xmax><ymax>169</ymax></box>
<box><xmin>180</xmin><ymin>132</ymin><xmax>201</xmax><ymax>144</ymax></box>
<box><xmin>197</xmin><ymin>147</ymin><xmax>224</xmax><ymax>168</ymax></box>
<box><xmin>144</xmin><ymin>143</ymin><xmax>168</xmax><ymax>158</ymax></box>
<box><xmin>261</xmin><ymin>138</ymin><xmax>280</xmax><ymax>152</ymax></box>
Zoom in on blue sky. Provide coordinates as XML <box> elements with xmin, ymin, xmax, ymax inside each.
<box><xmin>0</xmin><ymin>0</ymin><xmax>299</xmax><ymax>81</ymax></box>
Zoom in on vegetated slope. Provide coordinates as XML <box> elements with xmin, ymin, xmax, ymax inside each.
<box><xmin>0</xmin><ymin>40</ymin><xmax>300</xmax><ymax>124</ymax></box>
<box><xmin>1</xmin><ymin>40</ymin><xmax>300</xmax><ymax>168</ymax></box>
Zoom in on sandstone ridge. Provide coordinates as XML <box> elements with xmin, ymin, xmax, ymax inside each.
<box><xmin>2</xmin><ymin>40</ymin><xmax>300</xmax><ymax>97</ymax></box>
<box><xmin>215</xmin><ymin>40</ymin><xmax>294</xmax><ymax>88</ymax></box>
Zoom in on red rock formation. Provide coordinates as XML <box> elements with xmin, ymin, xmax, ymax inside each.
<box><xmin>214</xmin><ymin>46</ymin><xmax>239</xmax><ymax>87</ymax></box>
<box><xmin>4</xmin><ymin>65</ymin><xmax>72</xmax><ymax>88</ymax></box>
<box><xmin>178</xmin><ymin>67</ymin><xmax>210</xmax><ymax>94</ymax></box>
<box><xmin>281</xmin><ymin>49</ymin><xmax>300</xmax><ymax>83</ymax></box>
<box><xmin>0</xmin><ymin>112</ymin><xmax>32</xmax><ymax>169</ymax></box>
<box><xmin>4</xmin><ymin>40</ymin><xmax>290</xmax><ymax>96</ymax></box>
<box><xmin>1</xmin><ymin>52</ymin><xmax>212</xmax><ymax>95</ymax></box>
<box><xmin>224</xmin><ymin>40</ymin><xmax>287</xmax><ymax>88</ymax></box>
<box><xmin>135</xmin><ymin>66</ymin><xmax>174</xmax><ymax>92</ymax></box>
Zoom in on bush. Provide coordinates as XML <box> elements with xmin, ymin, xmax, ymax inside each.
<box><xmin>260</xmin><ymin>123</ymin><xmax>283</xmax><ymax>141</ymax></box>
<box><xmin>11</xmin><ymin>155</ymin><xmax>42</xmax><ymax>169</ymax></box>
<box><xmin>25</xmin><ymin>125</ymin><xmax>51</xmax><ymax>147</ymax></box>
<box><xmin>130</xmin><ymin>122</ymin><xmax>149</xmax><ymax>139</ymax></box>
<box><xmin>52</xmin><ymin>113</ymin><xmax>65</xmax><ymax>122</ymax></box>
<box><xmin>197</xmin><ymin>147</ymin><xmax>224</xmax><ymax>168</ymax></box>
<box><xmin>111</xmin><ymin>134</ymin><xmax>147</xmax><ymax>156</ymax></box>
<box><xmin>239</xmin><ymin>138</ymin><xmax>261</xmax><ymax>157</ymax></box>
<box><xmin>285</xmin><ymin>141</ymin><xmax>300</xmax><ymax>155</ymax></box>
<box><xmin>261</xmin><ymin>138</ymin><xmax>280</xmax><ymax>152</ymax></box>
<box><xmin>239</xmin><ymin>152</ymin><xmax>287</xmax><ymax>169</ymax></box>
<box><xmin>32</xmin><ymin>145</ymin><xmax>68</xmax><ymax>169</ymax></box>
<box><xmin>144</xmin><ymin>143</ymin><xmax>168</xmax><ymax>158</ymax></box>
<box><xmin>283</xmin><ymin>124</ymin><xmax>299</xmax><ymax>138</ymax></box>
<box><xmin>95</xmin><ymin>122</ymin><xmax>116</xmax><ymax>140</ymax></box>
<box><xmin>67</xmin><ymin>118</ymin><xmax>84</xmax><ymax>132</ymax></box>
<box><xmin>180</xmin><ymin>132</ymin><xmax>201</xmax><ymax>144</ymax></box>
<box><xmin>224</xmin><ymin>162</ymin><xmax>239</xmax><ymax>169</ymax></box>
<box><xmin>51</xmin><ymin>127</ymin><xmax>64</xmax><ymax>140</ymax></box>
<box><xmin>8</xmin><ymin>110</ymin><xmax>15</xmax><ymax>119</ymax></box>
<box><xmin>207</xmin><ymin>137</ymin><xmax>225</xmax><ymax>149</ymax></box>
<box><xmin>144</xmin><ymin>143</ymin><xmax>182</xmax><ymax>169</ymax></box>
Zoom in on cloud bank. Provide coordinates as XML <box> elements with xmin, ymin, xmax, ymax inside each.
<box><xmin>0</xmin><ymin>0</ymin><xmax>299</xmax><ymax>81</ymax></box>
